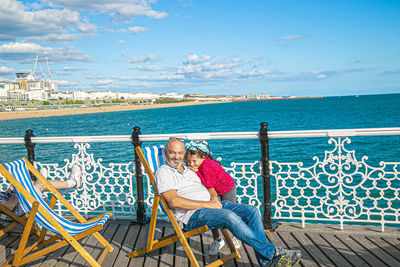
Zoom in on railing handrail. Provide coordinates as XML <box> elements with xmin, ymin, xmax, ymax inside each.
<box><xmin>0</xmin><ymin>127</ymin><xmax>400</xmax><ymax>144</ymax></box>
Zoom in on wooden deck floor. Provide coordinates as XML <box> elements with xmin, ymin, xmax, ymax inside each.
<box><xmin>1</xmin><ymin>220</ymin><xmax>399</xmax><ymax>266</ymax></box>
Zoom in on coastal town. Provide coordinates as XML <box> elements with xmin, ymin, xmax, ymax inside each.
<box><xmin>0</xmin><ymin>69</ymin><xmax>309</xmax><ymax>112</ymax></box>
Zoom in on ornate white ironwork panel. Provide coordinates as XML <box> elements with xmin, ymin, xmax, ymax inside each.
<box><xmin>224</xmin><ymin>161</ymin><xmax>262</xmax><ymax>209</ymax></box>
<box><xmin>271</xmin><ymin>137</ymin><xmax>400</xmax><ymax>231</ymax></box>
<box><xmin>0</xmin><ymin>143</ymin><xmax>137</xmax><ymax>219</ymax></box>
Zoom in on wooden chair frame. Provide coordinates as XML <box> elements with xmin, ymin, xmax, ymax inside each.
<box><xmin>128</xmin><ymin>146</ymin><xmax>240</xmax><ymax>267</ymax></box>
<box><xmin>0</xmin><ymin>158</ymin><xmax>113</xmax><ymax>267</ymax></box>
<box><xmin>0</xmin><ymin>201</ymin><xmax>42</xmax><ymax>238</ymax></box>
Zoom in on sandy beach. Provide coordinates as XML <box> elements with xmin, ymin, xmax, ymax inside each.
<box><xmin>0</xmin><ymin>101</ymin><xmax>226</xmax><ymax>121</ymax></box>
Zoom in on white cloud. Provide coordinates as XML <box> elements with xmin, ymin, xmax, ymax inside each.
<box><xmin>53</xmin><ymin>79</ymin><xmax>79</xmax><ymax>85</ymax></box>
<box><xmin>133</xmin><ymin>65</ymin><xmax>163</xmax><ymax>71</ymax></box>
<box><xmin>137</xmin><ymin>74</ymin><xmax>184</xmax><ymax>81</ymax></box>
<box><xmin>0</xmin><ymin>42</ymin><xmax>92</xmax><ymax>63</ymax></box>
<box><xmin>277</xmin><ymin>35</ymin><xmax>307</xmax><ymax>41</ymax></box>
<box><xmin>0</xmin><ymin>0</ymin><xmax>96</xmax><ymax>42</ymax></box>
<box><xmin>117</xmin><ymin>40</ymin><xmax>125</xmax><ymax>44</ymax></box>
<box><xmin>111</xmin><ymin>76</ymin><xmax>135</xmax><ymax>81</ymax></box>
<box><xmin>42</xmin><ymin>0</ymin><xmax>168</xmax><ymax>21</ymax></box>
<box><xmin>184</xmin><ymin>54</ymin><xmax>212</xmax><ymax>65</ymax></box>
<box><xmin>118</xmin><ymin>26</ymin><xmax>148</xmax><ymax>34</ymax></box>
<box><xmin>0</xmin><ymin>66</ymin><xmax>15</xmax><ymax>75</ymax></box>
<box><xmin>26</xmin><ymin>33</ymin><xmax>79</xmax><ymax>44</ymax></box>
<box><xmin>94</xmin><ymin>79</ymin><xmax>113</xmax><ymax>85</ymax></box>
<box><xmin>177</xmin><ymin>58</ymin><xmax>247</xmax><ymax>74</ymax></box>
<box><xmin>62</xmin><ymin>66</ymin><xmax>84</xmax><ymax>71</ymax></box>
<box><xmin>126</xmin><ymin>53</ymin><xmax>160</xmax><ymax>64</ymax></box>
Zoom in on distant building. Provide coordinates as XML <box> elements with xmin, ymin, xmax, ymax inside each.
<box><xmin>0</xmin><ymin>59</ymin><xmax>58</xmax><ymax>101</ymax></box>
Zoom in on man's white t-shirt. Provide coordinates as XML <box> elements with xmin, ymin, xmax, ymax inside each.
<box><xmin>156</xmin><ymin>164</ymin><xmax>211</xmax><ymax>227</ymax></box>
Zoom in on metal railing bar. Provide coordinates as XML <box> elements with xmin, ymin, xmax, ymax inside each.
<box><xmin>0</xmin><ymin>127</ymin><xmax>399</xmax><ymax>144</ymax></box>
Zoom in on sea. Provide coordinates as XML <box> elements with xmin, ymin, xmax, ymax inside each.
<box><xmin>0</xmin><ymin>93</ymin><xmax>399</xmax><ymax>167</ymax></box>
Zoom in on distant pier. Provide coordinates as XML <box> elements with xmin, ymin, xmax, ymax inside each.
<box><xmin>234</xmin><ymin>96</ymin><xmax>323</xmax><ymax>102</ymax></box>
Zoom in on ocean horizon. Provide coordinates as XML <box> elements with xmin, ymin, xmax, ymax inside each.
<box><xmin>0</xmin><ymin>93</ymin><xmax>399</xmax><ymax>167</ymax></box>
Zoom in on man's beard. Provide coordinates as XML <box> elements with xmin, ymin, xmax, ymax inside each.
<box><xmin>166</xmin><ymin>159</ymin><xmax>183</xmax><ymax>169</ymax></box>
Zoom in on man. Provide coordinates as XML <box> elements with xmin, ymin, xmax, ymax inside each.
<box><xmin>156</xmin><ymin>138</ymin><xmax>302</xmax><ymax>266</ymax></box>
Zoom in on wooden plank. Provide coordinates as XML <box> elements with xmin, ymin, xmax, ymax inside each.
<box><xmin>266</xmin><ymin>231</ymin><xmax>286</xmax><ymax>249</ymax></box>
<box><xmin>69</xmin><ymin>223</ymin><xmax>114</xmax><ymax>267</ymax></box>
<box><xmin>101</xmin><ymin>222</ymin><xmax>130</xmax><ymax>267</ymax></box>
<box><xmin>320</xmin><ymin>233</ymin><xmax>368</xmax><ymax>267</ymax></box>
<box><xmin>368</xmin><ymin>236</ymin><xmax>400</xmax><ymax>262</ymax></box>
<box><xmin>0</xmin><ymin>233</ymin><xmax>20</xmax><ymax>265</ymax></box>
<box><xmin>242</xmin><ymin>243</ymin><xmax>258</xmax><ymax>266</ymax></box>
<box><xmin>305</xmin><ymin>232</ymin><xmax>350</xmax><ymax>266</ymax></box>
<box><xmin>351</xmin><ymin>235</ymin><xmax>400</xmax><ymax>267</ymax></box>
<box><xmin>278</xmin><ymin>231</ymin><xmax>316</xmax><ymax>267</ymax></box>
<box><xmin>234</xmin><ymin>237</ymin><xmax>253</xmax><ymax>267</ymax></box>
<box><xmin>189</xmin><ymin>229</ymin><xmax>204</xmax><ymax>266</ymax></box>
<box><xmin>158</xmin><ymin>225</ymin><xmax>175</xmax><ymax>266</ymax></box>
<box><xmin>335</xmin><ymin>234</ymin><xmax>386</xmax><ymax>267</ymax></box>
<box><xmin>0</xmin><ymin>230</ymin><xmax>42</xmax><ymax>266</ymax></box>
<box><xmin>28</xmin><ymin>232</ymin><xmax>68</xmax><ymax>267</ymax></box>
<box><xmin>83</xmin><ymin>222</ymin><xmax>118</xmax><ymax>266</ymax></box>
<box><xmin>54</xmin><ymin>223</ymin><xmax>107</xmax><ymax>267</ymax></box>
<box><xmin>128</xmin><ymin>224</ymin><xmax>149</xmax><ymax>267</ymax></box>
<box><xmin>285</xmin><ymin>232</ymin><xmax>318</xmax><ymax>267</ymax></box>
<box><xmin>174</xmin><ymin>229</ymin><xmax>189</xmax><ymax>267</ymax></box>
<box><xmin>292</xmin><ymin>232</ymin><xmax>335</xmax><ymax>267</ymax></box>
<box><xmin>113</xmin><ymin>224</ymin><xmax>141</xmax><ymax>267</ymax></box>
<box><xmin>146</xmin><ymin>224</ymin><xmax>163</xmax><ymax>267</ymax></box>
<box><xmin>381</xmin><ymin>236</ymin><xmax>400</xmax><ymax>248</ymax></box>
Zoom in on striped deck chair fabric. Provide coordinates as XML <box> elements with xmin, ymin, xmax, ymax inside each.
<box><xmin>142</xmin><ymin>145</ymin><xmax>166</xmax><ymax>214</ymax></box>
<box><xmin>142</xmin><ymin>145</ymin><xmax>166</xmax><ymax>174</ymax></box>
<box><xmin>4</xmin><ymin>159</ymin><xmax>110</xmax><ymax>235</ymax></box>
<box><xmin>0</xmin><ymin>158</ymin><xmax>113</xmax><ymax>266</ymax></box>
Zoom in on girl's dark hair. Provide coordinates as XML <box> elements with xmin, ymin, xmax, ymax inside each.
<box><xmin>185</xmin><ymin>148</ymin><xmax>222</xmax><ymax>166</ymax></box>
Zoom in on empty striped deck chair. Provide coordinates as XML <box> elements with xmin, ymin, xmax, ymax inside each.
<box><xmin>128</xmin><ymin>145</ymin><xmax>240</xmax><ymax>267</ymax></box>
<box><xmin>0</xmin><ymin>158</ymin><xmax>113</xmax><ymax>267</ymax></box>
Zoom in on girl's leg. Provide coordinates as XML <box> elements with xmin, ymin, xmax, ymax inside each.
<box><xmin>220</xmin><ymin>185</ymin><xmax>236</xmax><ymax>203</ymax></box>
<box><xmin>211</xmin><ymin>228</ymin><xmax>220</xmax><ymax>240</ymax></box>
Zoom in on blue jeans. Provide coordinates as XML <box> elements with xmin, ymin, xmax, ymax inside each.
<box><xmin>184</xmin><ymin>201</ymin><xmax>276</xmax><ymax>266</ymax></box>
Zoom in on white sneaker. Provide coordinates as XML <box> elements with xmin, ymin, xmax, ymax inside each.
<box><xmin>209</xmin><ymin>238</ymin><xmax>225</xmax><ymax>255</ymax></box>
<box><xmin>232</xmin><ymin>237</ymin><xmax>241</xmax><ymax>249</ymax></box>
<box><xmin>70</xmin><ymin>165</ymin><xmax>82</xmax><ymax>188</ymax></box>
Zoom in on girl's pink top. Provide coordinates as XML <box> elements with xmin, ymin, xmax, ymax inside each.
<box><xmin>196</xmin><ymin>158</ymin><xmax>235</xmax><ymax>196</ymax></box>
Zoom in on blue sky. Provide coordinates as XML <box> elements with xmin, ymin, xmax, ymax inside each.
<box><xmin>0</xmin><ymin>0</ymin><xmax>399</xmax><ymax>96</ymax></box>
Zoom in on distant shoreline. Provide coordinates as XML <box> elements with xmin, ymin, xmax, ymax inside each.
<box><xmin>0</xmin><ymin>101</ymin><xmax>227</xmax><ymax>121</ymax></box>
<box><xmin>234</xmin><ymin>96</ymin><xmax>323</xmax><ymax>102</ymax></box>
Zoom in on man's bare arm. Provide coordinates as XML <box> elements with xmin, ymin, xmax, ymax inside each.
<box><xmin>208</xmin><ymin>188</ymin><xmax>219</xmax><ymax>201</ymax></box>
<box><xmin>162</xmin><ymin>190</ymin><xmax>222</xmax><ymax>210</ymax></box>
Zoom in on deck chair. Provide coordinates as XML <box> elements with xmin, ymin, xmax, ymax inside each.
<box><xmin>128</xmin><ymin>145</ymin><xmax>240</xmax><ymax>267</ymax></box>
<box><xmin>0</xmin><ymin>191</ymin><xmax>41</xmax><ymax>238</ymax></box>
<box><xmin>0</xmin><ymin>158</ymin><xmax>113</xmax><ymax>267</ymax></box>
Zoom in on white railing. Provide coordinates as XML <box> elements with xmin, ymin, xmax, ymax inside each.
<box><xmin>0</xmin><ymin>127</ymin><xmax>399</xmax><ymax>231</ymax></box>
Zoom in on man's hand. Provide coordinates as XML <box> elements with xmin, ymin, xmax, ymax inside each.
<box><xmin>206</xmin><ymin>188</ymin><xmax>221</xmax><ymax>208</ymax></box>
<box><xmin>189</xmin><ymin>166</ymin><xmax>198</xmax><ymax>173</ymax></box>
<box><xmin>208</xmin><ymin>198</ymin><xmax>222</xmax><ymax>209</ymax></box>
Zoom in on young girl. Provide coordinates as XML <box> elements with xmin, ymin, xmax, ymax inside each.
<box><xmin>184</xmin><ymin>140</ymin><xmax>240</xmax><ymax>255</ymax></box>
